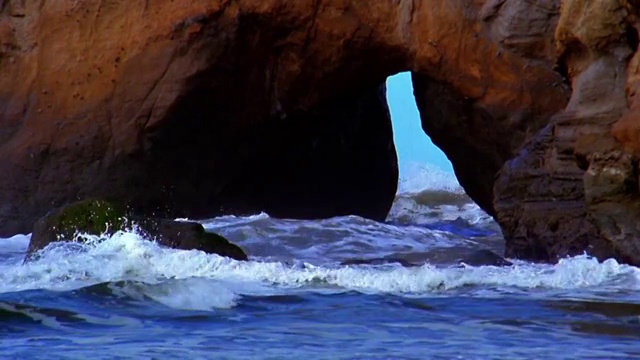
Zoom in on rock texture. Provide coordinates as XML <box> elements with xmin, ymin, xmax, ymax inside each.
<box><xmin>0</xmin><ymin>0</ymin><xmax>402</xmax><ymax>235</ymax></box>
<box><xmin>413</xmin><ymin>0</ymin><xmax>569</xmax><ymax>215</ymax></box>
<box><xmin>0</xmin><ymin>0</ymin><xmax>564</xmax><ymax>237</ymax></box>
<box><xmin>495</xmin><ymin>0</ymin><xmax>640</xmax><ymax>264</ymax></box>
<box><xmin>27</xmin><ymin>199</ymin><xmax>247</xmax><ymax>261</ymax></box>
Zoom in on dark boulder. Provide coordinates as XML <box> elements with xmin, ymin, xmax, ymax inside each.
<box><xmin>26</xmin><ymin>200</ymin><xmax>247</xmax><ymax>261</ymax></box>
<box><xmin>460</xmin><ymin>250</ymin><xmax>513</xmax><ymax>267</ymax></box>
<box><xmin>132</xmin><ymin>217</ymin><xmax>247</xmax><ymax>261</ymax></box>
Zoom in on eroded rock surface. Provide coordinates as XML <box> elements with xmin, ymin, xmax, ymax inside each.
<box><xmin>495</xmin><ymin>0</ymin><xmax>640</xmax><ymax>264</ymax></box>
<box><xmin>0</xmin><ymin>1</ymin><xmax>404</xmax><ymax>234</ymax></box>
<box><xmin>2</xmin><ymin>0</ymin><xmax>640</xmax><ymax>266</ymax></box>
<box><xmin>0</xmin><ymin>0</ymin><xmax>564</xmax><ymax>236</ymax></box>
<box><xmin>413</xmin><ymin>0</ymin><xmax>568</xmax><ymax>215</ymax></box>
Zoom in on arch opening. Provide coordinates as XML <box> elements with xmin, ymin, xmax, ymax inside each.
<box><xmin>384</xmin><ymin>72</ymin><xmax>497</xmax><ymax>229</ymax></box>
<box><xmin>386</xmin><ymin>72</ymin><xmax>453</xmax><ymax>180</ymax></box>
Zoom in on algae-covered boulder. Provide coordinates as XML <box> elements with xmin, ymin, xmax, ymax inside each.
<box><xmin>28</xmin><ymin>199</ymin><xmax>125</xmax><ymax>257</ymax></box>
<box><xmin>27</xmin><ymin>200</ymin><xmax>247</xmax><ymax>261</ymax></box>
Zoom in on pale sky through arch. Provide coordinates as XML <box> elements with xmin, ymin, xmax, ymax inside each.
<box><xmin>386</xmin><ymin>72</ymin><xmax>454</xmax><ymax>175</ymax></box>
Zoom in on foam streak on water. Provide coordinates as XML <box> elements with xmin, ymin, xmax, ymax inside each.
<box><xmin>1</xmin><ymin>232</ymin><xmax>639</xmax><ymax>311</ymax></box>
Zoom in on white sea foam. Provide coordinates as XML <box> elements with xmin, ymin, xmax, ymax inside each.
<box><xmin>0</xmin><ymin>233</ymin><xmax>31</xmax><ymax>254</ymax></box>
<box><xmin>1</xmin><ymin>232</ymin><xmax>639</xmax><ymax>310</ymax></box>
<box><xmin>388</xmin><ymin>196</ymin><xmax>492</xmax><ymax>226</ymax></box>
<box><xmin>389</xmin><ymin>162</ymin><xmax>496</xmax><ymax>226</ymax></box>
<box><xmin>114</xmin><ymin>278</ymin><xmax>240</xmax><ymax>310</ymax></box>
<box><xmin>397</xmin><ymin>162</ymin><xmax>463</xmax><ymax>194</ymax></box>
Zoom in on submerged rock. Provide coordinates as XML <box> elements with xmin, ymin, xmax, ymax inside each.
<box><xmin>341</xmin><ymin>249</ymin><xmax>513</xmax><ymax>268</ymax></box>
<box><xmin>27</xmin><ymin>200</ymin><xmax>247</xmax><ymax>261</ymax></box>
<box><xmin>340</xmin><ymin>257</ymin><xmax>417</xmax><ymax>267</ymax></box>
<box><xmin>132</xmin><ymin>217</ymin><xmax>248</xmax><ymax>261</ymax></box>
<box><xmin>460</xmin><ymin>250</ymin><xmax>512</xmax><ymax>267</ymax></box>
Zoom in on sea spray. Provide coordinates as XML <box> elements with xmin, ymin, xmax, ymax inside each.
<box><xmin>2</xmin><ymin>213</ymin><xmax>640</xmax><ymax>359</ymax></box>
<box><xmin>389</xmin><ymin>162</ymin><xmax>494</xmax><ymax>227</ymax></box>
<box><xmin>2</xmin><ymin>232</ymin><xmax>639</xmax><ymax>310</ymax></box>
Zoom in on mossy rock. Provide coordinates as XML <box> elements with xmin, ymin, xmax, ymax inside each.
<box><xmin>51</xmin><ymin>199</ymin><xmax>125</xmax><ymax>239</ymax></box>
<box><xmin>26</xmin><ymin>200</ymin><xmax>248</xmax><ymax>262</ymax></box>
<box><xmin>27</xmin><ymin>199</ymin><xmax>126</xmax><ymax>257</ymax></box>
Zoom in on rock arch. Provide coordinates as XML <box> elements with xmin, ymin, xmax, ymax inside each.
<box><xmin>3</xmin><ymin>0</ymin><xmax>638</xmax><ymax>266</ymax></box>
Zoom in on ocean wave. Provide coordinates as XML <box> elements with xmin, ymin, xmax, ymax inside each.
<box><xmin>388</xmin><ymin>192</ymin><xmax>494</xmax><ymax>228</ymax></box>
<box><xmin>397</xmin><ymin>162</ymin><xmax>463</xmax><ymax>195</ymax></box>
<box><xmin>0</xmin><ymin>234</ymin><xmax>31</xmax><ymax>253</ymax></box>
<box><xmin>1</xmin><ymin>232</ymin><xmax>639</xmax><ymax>310</ymax></box>
<box><xmin>200</xmin><ymin>213</ymin><xmax>492</xmax><ymax>265</ymax></box>
<box><xmin>107</xmin><ymin>278</ymin><xmax>241</xmax><ymax>311</ymax></box>
<box><xmin>390</xmin><ymin>162</ymin><xmax>495</xmax><ymax>227</ymax></box>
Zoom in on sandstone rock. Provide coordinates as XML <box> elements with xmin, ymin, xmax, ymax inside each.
<box><xmin>612</xmin><ymin>42</ymin><xmax>640</xmax><ymax>156</ymax></box>
<box><xmin>4</xmin><ymin>0</ymin><xmax>640</xmax><ymax>266</ymax></box>
<box><xmin>412</xmin><ymin>73</ymin><xmax>566</xmax><ymax>216</ymax></box>
<box><xmin>27</xmin><ymin>200</ymin><xmax>247</xmax><ymax>261</ymax></box>
<box><xmin>0</xmin><ymin>0</ymin><xmax>567</xmax><ymax>236</ymax></box>
<box><xmin>412</xmin><ymin>0</ymin><xmax>568</xmax><ymax>216</ymax></box>
<box><xmin>495</xmin><ymin>0</ymin><xmax>640</xmax><ymax>264</ymax></box>
<box><xmin>494</xmin><ymin>123</ymin><xmax>601</xmax><ymax>262</ymax></box>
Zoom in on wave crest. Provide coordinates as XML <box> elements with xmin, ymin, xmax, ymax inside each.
<box><xmin>1</xmin><ymin>232</ymin><xmax>639</xmax><ymax>310</ymax></box>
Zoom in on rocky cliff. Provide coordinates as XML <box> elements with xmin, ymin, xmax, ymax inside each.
<box><xmin>0</xmin><ymin>0</ymin><xmax>562</xmax><ymax>234</ymax></box>
<box><xmin>1</xmin><ymin>0</ymin><xmax>639</xmax><ymax>265</ymax></box>
<box><xmin>495</xmin><ymin>0</ymin><xmax>640</xmax><ymax>264</ymax></box>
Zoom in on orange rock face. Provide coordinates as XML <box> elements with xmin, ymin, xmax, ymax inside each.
<box><xmin>495</xmin><ymin>0</ymin><xmax>640</xmax><ymax>264</ymax></box>
<box><xmin>1</xmin><ymin>0</ymin><xmax>638</xmax><ymax>265</ymax></box>
<box><xmin>0</xmin><ymin>0</ymin><xmax>564</xmax><ymax>237</ymax></box>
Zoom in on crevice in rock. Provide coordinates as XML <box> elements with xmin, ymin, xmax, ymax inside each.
<box><xmin>554</xmin><ymin>55</ymin><xmax>572</xmax><ymax>89</ymax></box>
<box><xmin>625</xmin><ymin>24</ymin><xmax>639</xmax><ymax>54</ymax></box>
<box><xmin>575</xmin><ymin>152</ymin><xmax>589</xmax><ymax>171</ymax></box>
<box><xmin>626</xmin><ymin>157</ymin><xmax>640</xmax><ymax>195</ymax></box>
<box><xmin>554</xmin><ymin>44</ymin><xmax>580</xmax><ymax>90</ymax></box>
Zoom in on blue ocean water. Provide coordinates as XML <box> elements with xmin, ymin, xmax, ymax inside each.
<box><xmin>1</xmin><ymin>164</ymin><xmax>640</xmax><ymax>359</ymax></box>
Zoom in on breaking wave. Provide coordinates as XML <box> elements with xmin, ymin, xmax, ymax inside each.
<box><xmin>389</xmin><ymin>162</ymin><xmax>495</xmax><ymax>227</ymax></box>
<box><xmin>1</xmin><ymin>232</ymin><xmax>639</xmax><ymax>311</ymax></box>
